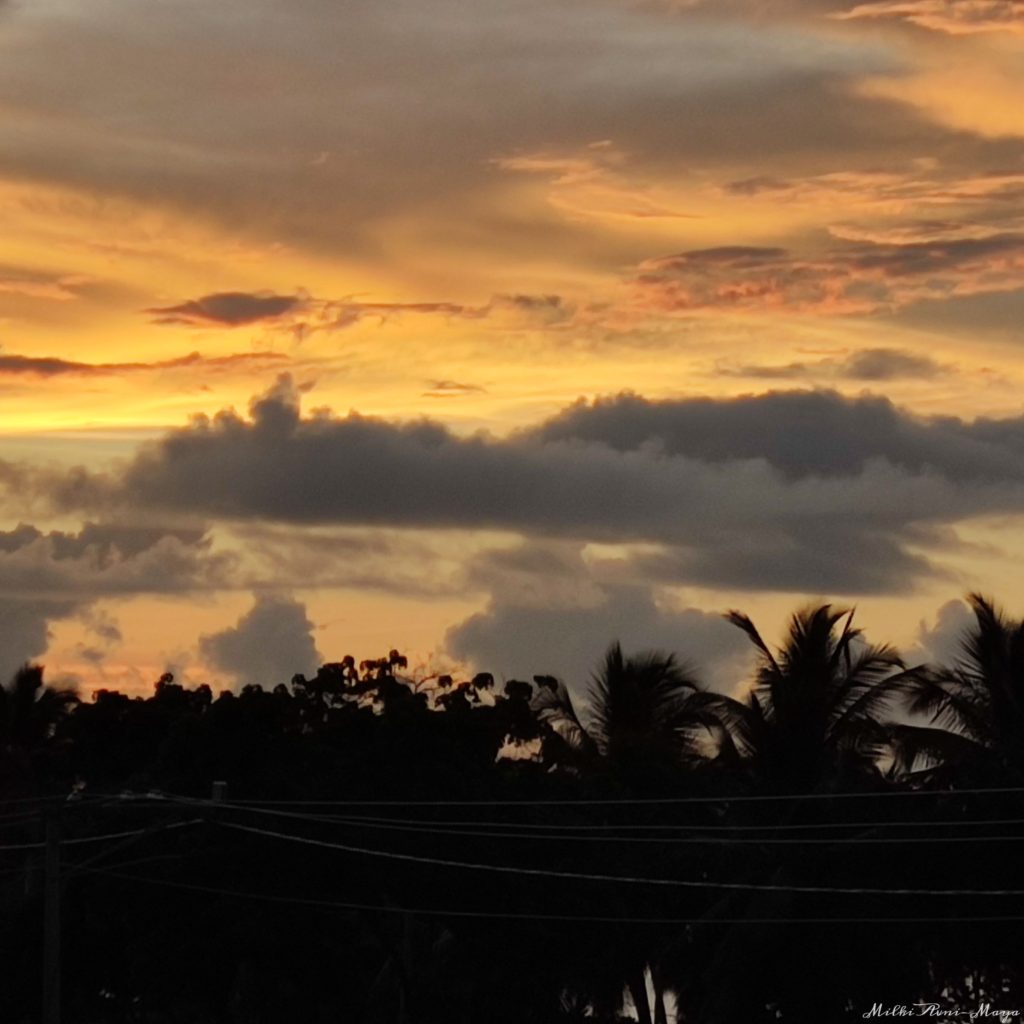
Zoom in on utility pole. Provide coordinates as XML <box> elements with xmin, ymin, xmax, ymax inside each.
<box><xmin>43</xmin><ymin>811</ymin><xmax>61</xmax><ymax>1024</ymax></box>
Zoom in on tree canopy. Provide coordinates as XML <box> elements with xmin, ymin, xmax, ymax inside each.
<box><xmin>2</xmin><ymin>598</ymin><xmax>1023</xmax><ymax>1023</ymax></box>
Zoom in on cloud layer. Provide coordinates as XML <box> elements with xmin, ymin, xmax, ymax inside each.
<box><xmin>836</xmin><ymin>1</ymin><xmax>1024</xmax><ymax>36</ymax></box>
<box><xmin>635</xmin><ymin>234</ymin><xmax>1024</xmax><ymax>316</ymax></box>
<box><xmin>22</xmin><ymin>377</ymin><xmax>1024</xmax><ymax>596</ymax></box>
<box><xmin>199</xmin><ymin>593</ymin><xmax>321</xmax><ymax>688</ymax></box>
<box><xmin>446</xmin><ymin>541</ymin><xmax>751</xmax><ymax>690</ymax></box>
<box><xmin>0</xmin><ymin>521</ymin><xmax>235</xmax><ymax>681</ymax></box>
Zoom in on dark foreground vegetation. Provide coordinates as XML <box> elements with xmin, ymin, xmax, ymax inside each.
<box><xmin>3</xmin><ymin>596</ymin><xmax>1024</xmax><ymax>1023</ymax></box>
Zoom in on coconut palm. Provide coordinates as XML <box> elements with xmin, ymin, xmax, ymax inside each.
<box><xmin>890</xmin><ymin>593</ymin><xmax>1024</xmax><ymax>782</ymax></box>
<box><xmin>690</xmin><ymin>607</ymin><xmax>921</xmax><ymax>1022</ymax></box>
<box><xmin>533</xmin><ymin>641</ymin><xmax>730</xmax><ymax>786</ymax></box>
<box><xmin>0</xmin><ymin>663</ymin><xmax>78</xmax><ymax>796</ymax></box>
<box><xmin>721</xmin><ymin>604</ymin><xmax>911</xmax><ymax>792</ymax></box>
<box><xmin>533</xmin><ymin>642</ymin><xmax>732</xmax><ymax>1024</ymax></box>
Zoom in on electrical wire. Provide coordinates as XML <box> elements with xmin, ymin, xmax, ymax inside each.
<box><xmin>78</xmin><ymin>865</ymin><xmax>1024</xmax><ymax>926</ymax></box>
<box><xmin>155</xmin><ymin>796</ymin><xmax>1024</xmax><ymax>846</ymax></box>
<box><xmin>156</xmin><ymin>793</ymin><xmax>1024</xmax><ymax>831</ymax></box>
<box><xmin>184</xmin><ymin>799</ymin><xmax>1024</xmax><ymax>846</ymax></box>
<box><xmin>320</xmin><ymin>816</ymin><xmax>1024</xmax><ymax>846</ymax></box>
<box><xmin>309</xmin><ymin>812</ymin><xmax>1024</xmax><ymax>833</ymax></box>
<box><xmin>0</xmin><ymin>819</ymin><xmax>201</xmax><ymax>853</ymax></box>
<box><xmin>215</xmin><ymin>820</ymin><xmax>1024</xmax><ymax>897</ymax></box>
<box><xmin>210</xmin><ymin>784</ymin><xmax>1024</xmax><ymax>807</ymax></box>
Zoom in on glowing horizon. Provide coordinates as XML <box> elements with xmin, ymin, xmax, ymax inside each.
<box><xmin>3</xmin><ymin>0</ymin><xmax>1024</xmax><ymax>695</ymax></box>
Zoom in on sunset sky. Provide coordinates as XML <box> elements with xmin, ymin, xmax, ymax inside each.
<box><xmin>3</xmin><ymin>0</ymin><xmax>1024</xmax><ymax>695</ymax></box>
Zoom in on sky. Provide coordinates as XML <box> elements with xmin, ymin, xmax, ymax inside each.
<box><xmin>2</xmin><ymin>0</ymin><xmax>1024</xmax><ymax>697</ymax></box>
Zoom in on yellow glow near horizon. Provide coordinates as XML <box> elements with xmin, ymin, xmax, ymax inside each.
<box><xmin>3</xmin><ymin>0</ymin><xmax>1024</xmax><ymax>694</ymax></box>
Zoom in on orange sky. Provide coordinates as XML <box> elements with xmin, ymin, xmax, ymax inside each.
<box><xmin>2</xmin><ymin>0</ymin><xmax>1024</xmax><ymax>696</ymax></box>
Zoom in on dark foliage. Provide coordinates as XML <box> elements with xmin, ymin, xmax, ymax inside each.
<box><xmin>2</xmin><ymin>601</ymin><xmax>1024</xmax><ymax>1023</ymax></box>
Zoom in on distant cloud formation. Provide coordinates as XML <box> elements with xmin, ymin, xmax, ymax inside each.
<box><xmin>905</xmin><ymin>598</ymin><xmax>974</xmax><ymax>667</ymax></box>
<box><xmin>447</xmin><ymin>539</ymin><xmax>752</xmax><ymax>691</ymax></box>
<box><xmin>199</xmin><ymin>593</ymin><xmax>321</xmax><ymax>688</ymax></box>
<box><xmin>4</xmin><ymin>0</ymin><xmax>1024</xmax><ymax>693</ymax></box>
<box><xmin>0</xmin><ymin>350</ymin><xmax>287</xmax><ymax>377</ymax></box>
<box><xmin>146</xmin><ymin>292</ymin><xmax>306</xmax><ymax>327</ymax></box>
<box><xmin>635</xmin><ymin>234</ymin><xmax>1024</xmax><ymax>315</ymax></box>
<box><xmin>422</xmin><ymin>380</ymin><xmax>487</xmax><ymax>398</ymax></box>
<box><xmin>0</xmin><ymin>522</ymin><xmax>235</xmax><ymax>680</ymax></box>
<box><xmin>721</xmin><ymin>167</ymin><xmax>1024</xmax><ymax>213</ymax></box>
<box><xmin>0</xmin><ymin>597</ymin><xmax>78</xmax><ymax>684</ymax></box>
<box><xmin>29</xmin><ymin>377</ymin><xmax>1024</xmax><ymax>595</ymax></box>
<box><xmin>447</xmin><ymin>581</ymin><xmax>751</xmax><ymax>694</ymax></box>
<box><xmin>144</xmin><ymin>291</ymin><xmax>519</xmax><ymax>338</ymax></box>
<box><xmin>0</xmin><ymin>265</ymin><xmax>88</xmax><ymax>302</ymax></box>
<box><xmin>718</xmin><ymin>346</ymin><xmax>946</xmax><ymax>381</ymax></box>
<box><xmin>0</xmin><ymin>522</ymin><xmax>233</xmax><ymax>596</ymax></box>
<box><xmin>835</xmin><ymin>0</ymin><xmax>1024</xmax><ymax>35</ymax></box>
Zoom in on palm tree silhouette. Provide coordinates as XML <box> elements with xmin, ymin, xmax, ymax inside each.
<box><xmin>692</xmin><ymin>606</ymin><xmax>920</xmax><ymax>1022</ymax></box>
<box><xmin>0</xmin><ymin>663</ymin><xmax>78</xmax><ymax>795</ymax></box>
<box><xmin>721</xmin><ymin>604</ymin><xmax>911</xmax><ymax>793</ymax></box>
<box><xmin>891</xmin><ymin>593</ymin><xmax>1024</xmax><ymax>783</ymax></box>
<box><xmin>533</xmin><ymin>641</ymin><xmax>724</xmax><ymax>787</ymax></box>
<box><xmin>533</xmin><ymin>642</ymin><xmax>726</xmax><ymax>1024</ymax></box>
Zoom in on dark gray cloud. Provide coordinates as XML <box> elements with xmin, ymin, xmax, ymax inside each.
<box><xmin>146</xmin><ymin>292</ymin><xmax>305</xmax><ymax>327</ymax></box>
<box><xmin>601</xmin><ymin>525</ymin><xmax>949</xmax><ymax>595</ymax></box>
<box><xmin>487</xmin><ymin>293</ymin><xmax>577</xmax><ymax>326</ymax></box>
<box><xmin>0</xmin><ymin>597</ymin><xmax>78</xmax><ymax>684</ymax></box>
<box><xmin>720</xmin><ymin>346</ymin><xmax>945</xmax><ymax>382</ymax></box>
<box><xmin>225</xmin><ymin>523</ymin><xmax>464</xmax><ymax>597</ymax></box>
<box><xmin>315</xmin><ymin>300</ymin><xmax>486</xmax><ymax>334</ymax></box>
<box><xmin>75</xmin><ymin>608</ymin><xmax>124</xmax><ymax>668</ymax></box>
<box><xmin>199</xmin><ymin>593</ymin><xmax>321</xmax><ymax>688</ymax></box>
<box><xmin>35</xmin><ymin>377</ymin><xmax>1024</xmax><ymax>594</ymax></box>
<box><xmin>635</xmin><ymin>234</ymin><xmax>1024</xmax><ymax>315</ymax></box>
<box><xmin>532</xmin><ymin>388</ymin><xmax>1024</xmax><ymax>481</ymax></box>
<box><xmin>1</xmin><ymin>0</ymin><xmax>994</xmax><ymax>269</ymax></box>
<box><xmin>447</xmin><ymin>581</ymin><xmax>751</xmax><ymax>694</ymax></box>
<box><xmin>0</xmin><ymin>521</ymin><xmax>234</xmax><ymax>678</ymax></box>
<box><xmin>842</xmin><ymin>347</ymin><xmax>944</xmax><ymax>380</ymax></box>
<box><xmin>145</xmin><ymin>291</ymin><xmax>498</xmax><ymax>339</ymax></box>
<box><xmin>0</xmin><ymin>522</ymin><xmax>235</xmax><ymax>595</ymax></box>
<box><xmin>893</xmin><ymin>286</ymin><xmax>1024</xmax><ymax>342</ymax></box>
<box><xmin>0</xmin><ymin>350</ymin><xmax>287</xmax><ymax>377</ymax></box>
<box><xmin>422</xmin><ymin>380</ymin><xmax>487</xmax><ymax>398</ymax></box>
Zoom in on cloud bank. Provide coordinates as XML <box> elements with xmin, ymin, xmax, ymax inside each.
<box><xmin>19</xmin><ymin>376</ymin><xmax>1024</xmax><ymax>596</ymax></box>
<box><xmin>836</xmin><ymin>1</ymin><xmax>1024</xmax><ymax>36</ymax></box>
<box><xmin>199</xmin><ymin>593</ymin><xmax>322</xmax><ymax>688</ymax></box>
<box><xmin>635</xmin><ymin>234</ymin><xmax>1024</xmax><ymax>316</ymax></box>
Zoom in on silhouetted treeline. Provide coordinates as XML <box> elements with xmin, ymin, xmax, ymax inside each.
<box><xmin>2</xmin><ymin>597</ymin><xmax>1024</xmax><ymax>1023</ymax></box>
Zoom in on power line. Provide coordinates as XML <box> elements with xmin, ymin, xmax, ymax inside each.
<box><xmin>0</xmin><ymin>795</ymin><xmax>81</xmax><ymax>809</ymax></box>
<box><xmin>0</xmin><ymin>820</ymin><xmax>200</xmax><ymax>853</ymax></box>
<box><xmin>215</xmin><ymin>784</ymin><xmax>1024</xmax><ymax>808</ymax></box>
<box><xmin>216</xmin><ymin>821</ymin><xmax>1024</xmax><ymax>897</ymax></box>
<box><xmin>0</xmin><ymin>811</ymin><xmax>52</xmax><ymax>829</ymax></box>
<box><xmin>154</xmin><ymin>795</ymin><xmax>1024</xmax><ymax>834</ymax></box>
<box><xmin>312</xmin><ymin>812</ymin><xmax>1024</xmax><ymax>834</ymax></box>
<box><xmin>321</xmin><ymin>816</ymin><xmax>1024</xmax><ymax>846</ymax></box>
<box><xmin>79</xmin><ymin>865</ymin><xmax>1024</xmax><ymax>926</ymax></box>
<box><xmin>192</xmin><ymin>800</ymin><xmax>1024</xmax><ymax>846</ymax></box>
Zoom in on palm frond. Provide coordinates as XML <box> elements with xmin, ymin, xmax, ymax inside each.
<box><xmin>532</xmin><ymin>677</ymin><xmax>596</xmax><ymax>757</ymax></box>
<box><xmin>900</xmin><ymin>670</ymin><xmax>990</xmax><ymax>742</ymax></box>
<box><xmin>725</xmin><ymin>610</ymin><xmax>780</xmax><ymax>675</ymax></box>
<box><xmin>888</xmin><ymin>723</ymin><xmax>985</xmax><ymax>777</ymax></box>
